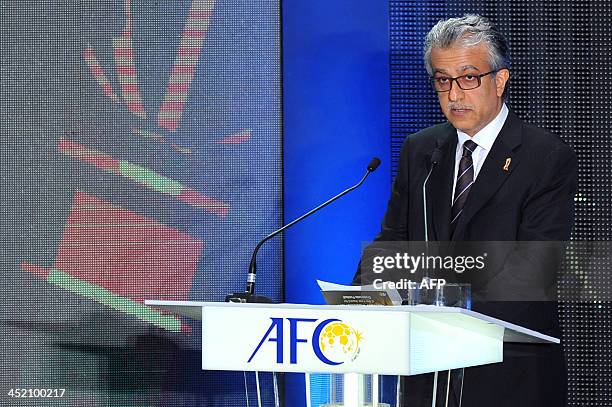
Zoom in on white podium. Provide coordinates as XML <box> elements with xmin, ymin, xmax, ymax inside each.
<box><xmin>145</xmin><ymin>301</ymin><xmax>559</xmax><ymax>406</ymax></box>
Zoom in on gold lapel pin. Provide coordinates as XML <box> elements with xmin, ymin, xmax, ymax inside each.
<box><xmin>503</xmin><ymin>157</ymin><xmax>512</xmax><ymax>171</ymax></box>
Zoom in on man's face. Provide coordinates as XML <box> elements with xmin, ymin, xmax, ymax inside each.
<box><xmin>430</xmin><ymin>42</ymin><xmax>509</xmax><ymax>136</ymax></box>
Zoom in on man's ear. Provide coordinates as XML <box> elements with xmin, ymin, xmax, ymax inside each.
<box><xmin>495</xmin><ymin>69</ymin><xmax>510</xmax><ymax>97</ymax></box>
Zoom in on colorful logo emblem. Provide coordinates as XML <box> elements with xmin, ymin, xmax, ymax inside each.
<box><xmin>318</xmin><ymin>320</ymin><xmax>362</xmax><ymax>363</ymax></box>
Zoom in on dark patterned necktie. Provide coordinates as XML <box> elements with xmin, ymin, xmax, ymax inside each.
<box><xmin>451</xmin><ymin>140</ymin><xmax>478</xmax><ymax>230</ymax></box>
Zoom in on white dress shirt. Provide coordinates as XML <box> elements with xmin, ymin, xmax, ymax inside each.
<box><xmin>451</xmin><ymin>103</ymin><xmax>509</xmax><ymax>204</ymax></box>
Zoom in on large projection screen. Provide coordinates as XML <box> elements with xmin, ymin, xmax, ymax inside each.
<box><xmin>1</xmin><ymin>1</ymin><xmax>282</xmax><ymax>405</ymax></box>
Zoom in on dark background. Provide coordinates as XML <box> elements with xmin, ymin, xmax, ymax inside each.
<box><xmin>390</xmin><ymin>1</ymin><xmax>612</xmax><ymax>405</ymax></box>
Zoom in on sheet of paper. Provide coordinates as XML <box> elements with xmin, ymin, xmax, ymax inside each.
<box><xmin>316</xmin><ymin>279</ymin><xmax>403</xmax><ymax>306</ymax></box>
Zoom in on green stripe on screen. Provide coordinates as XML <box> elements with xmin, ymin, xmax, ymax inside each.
<box><xmin>119</xmin><ymin>161</ymin><xmax>183</xmax><ymax>196</ymax></box>
<box><xmin>48</xmin><ymin>269</ymin><xmax>181</xmax><ymax>332</ymax></box>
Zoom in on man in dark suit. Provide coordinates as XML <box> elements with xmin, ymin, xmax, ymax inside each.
<box><xmin>353</xmin><ymin>15</ymin><xmax>576</xmax><ymax>406</ymax></box>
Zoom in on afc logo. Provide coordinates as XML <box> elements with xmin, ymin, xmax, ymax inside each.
<box><xmin>248</xmin><ymin>317</ymin><xmax>362</xmax><ymax>366</ymax></box>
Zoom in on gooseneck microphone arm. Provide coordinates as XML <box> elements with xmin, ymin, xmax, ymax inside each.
<box><xmin>422</xmin><ymin>148</ymin><xmax>441</xmax><ymax>283</ymax></box>
<box><xmin>422</xmin><ymin>149</ymin><xmax>441</xmax><ymax>243</ymax></box>
<box><xmin>231</xmin><ymin>157</ymin><xmax>381</xmax><ymax>302</ymax></box>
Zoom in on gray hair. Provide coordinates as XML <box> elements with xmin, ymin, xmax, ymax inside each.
<box><xmin>423</xmin><ymin>14</ymin><xmax>511</xmax><ymax>77</ymax></box>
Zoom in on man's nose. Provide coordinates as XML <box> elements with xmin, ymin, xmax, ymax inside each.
<box><xmin>448</xmin><ymin>80</ymin><xmax>463</xmax><ymax>101</ymax></box>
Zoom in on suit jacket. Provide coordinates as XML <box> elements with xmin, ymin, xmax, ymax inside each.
<box><xmin>354</xmin><ymin>110</ymin><xmax>577</xmax><ymax>406</ymax></box>
<box><xmin>374</xmin><ymin>109</ymin><xmax>576</xmax><ymax>243</ymax></box>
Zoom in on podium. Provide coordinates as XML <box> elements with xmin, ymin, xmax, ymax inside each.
<box><xmin>145</xmin><ymin>301</ymin><xmax>559</xmax><ymax>406</ymax></box>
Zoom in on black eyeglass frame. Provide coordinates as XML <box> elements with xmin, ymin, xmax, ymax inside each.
<box><xmin>430</xmin><ymin>70</ymin><xmax>499</xmax><ymax>92</ymax></box>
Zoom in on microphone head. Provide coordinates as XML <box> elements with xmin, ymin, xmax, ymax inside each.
<box><xmin>367</xmin><ymin>157</ymin><xmax>381</xmax><ymax>172</ymax></box>
<box><xmin>430</xmin><ymin>148</ymin><xmax>442</xmax><ymax>165</ymax></box>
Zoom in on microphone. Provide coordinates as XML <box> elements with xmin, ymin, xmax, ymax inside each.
<box><xmin>419</xmin><ymin>147</ymin><xmax>441</xmax><ymax>288</ymax></box>
<box><xmin>423</xmin><ymin>148</ymin><xmax>441</xmax><ymax>242</ymax></box>
<box><xmin>226</xmin><ymin>157</ymin><xmax>382</xmax><ymax>303</ymax></box>
<box><xmin>430</xmin><ymin>148</ymin><xmax>442</xmax><ymax>166</ymax></box>
<box><xmin>400</xmin><ymin>147</ymin><xmax>443</xmax><ymax>306</ymax></box>
<box><xmin>367</xmin><ymin>157</ymin><xmax>382</xmax><ymax>172</ymax></box>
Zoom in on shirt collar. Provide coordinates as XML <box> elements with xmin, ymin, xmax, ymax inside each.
<box><xmin>456</xmin><ymin>103</ymin><xmax>509</xmax><ymax>151</ymax></box>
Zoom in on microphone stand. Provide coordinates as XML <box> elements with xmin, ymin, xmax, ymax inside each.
<box><xmin>226</xmin><ymin>158</ymin><xmax>381</xmax><ymax>303</ymax></box>
<box><xmin>402</xmin><ymin>149</ymin><xmax>439</xmax><ymax>306</ymax></box>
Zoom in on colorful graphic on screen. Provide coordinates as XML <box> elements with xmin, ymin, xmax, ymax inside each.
<box><xmin>3</xmin><ymin>0</ymin><xmax>281</xmax><ymax>405</ymax></box>
<box><xmin>22</xmin><ymin>191</ymin><xmax>203</xmax><ymax>332</ymax></box>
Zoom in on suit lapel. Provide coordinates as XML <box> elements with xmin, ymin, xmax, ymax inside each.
<box><xmin>428</xmin><ymin>124</ymin><xmax>457</xmax><ymax>241</ymax></box>
<box><xmin>452</xmin><ymin>110</ymin><xmax>523</xmax><ymax>241</ymax></box>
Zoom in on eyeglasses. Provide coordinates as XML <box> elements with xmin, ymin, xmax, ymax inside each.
<box><xmin>430</xmin><ymin>70</ymin><xmax>498</xmax><ymax>92</ymax></box>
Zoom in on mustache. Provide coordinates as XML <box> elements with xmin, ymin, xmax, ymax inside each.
<box><xmin>447</xmin><ymin>102</ymin><xmax>475</xmax><ymax>110</ymax></box>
